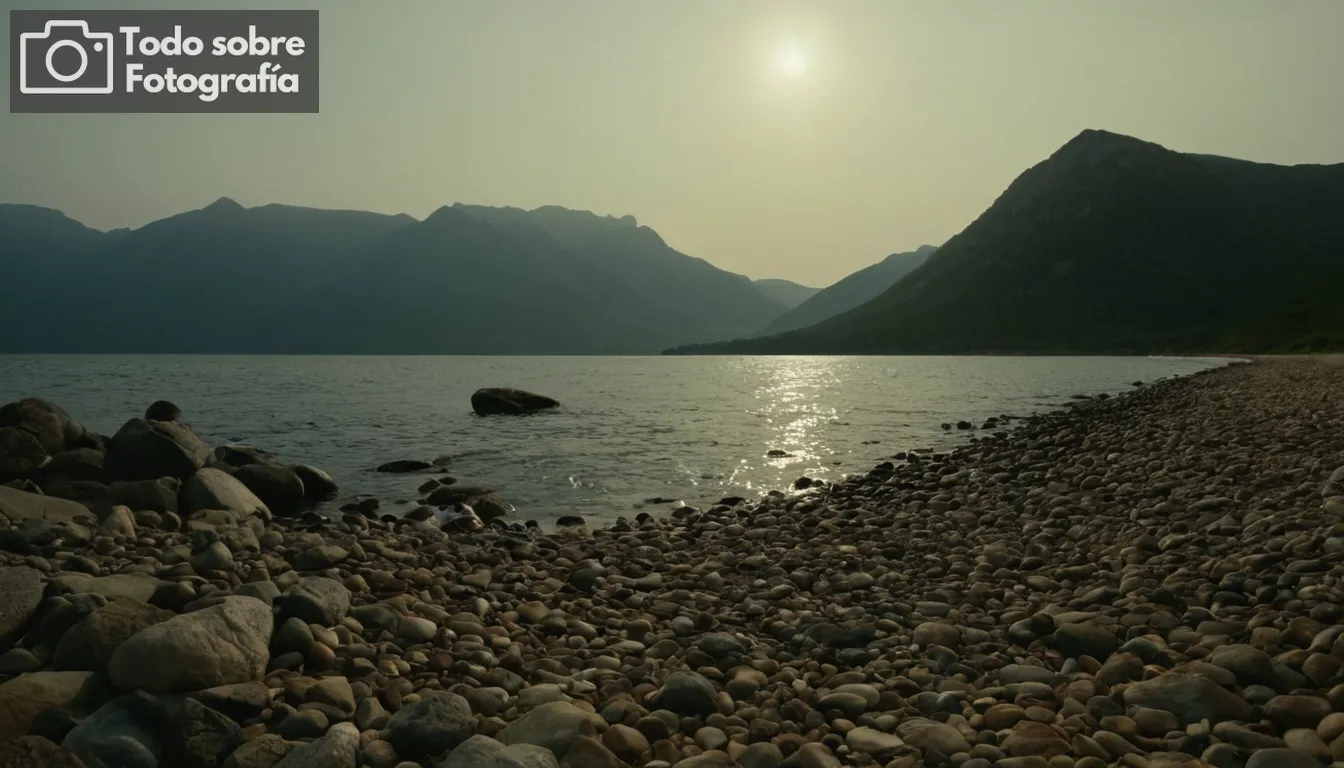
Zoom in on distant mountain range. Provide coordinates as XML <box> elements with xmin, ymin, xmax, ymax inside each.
<box><xmin>670</xmin><ymin>130</ymin><xmax>1344</xmax><ymax>355</ymax></box>
<box><xmin>751</xmin><ymin>278</ymin><xmax>819</xmax><ymax>309</ymax></box>
<box><xmin>757</xmin><ymin>246</ymin><xmax>936</xmax><ymax>336</ymax></box>
<box><xmin>0</xmin><ymin>200</ymin><xmax>801</xmax><ymax>354</ymax></box>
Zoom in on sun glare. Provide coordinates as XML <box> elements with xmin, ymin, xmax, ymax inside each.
<box><xmin>777</xmin><ymin>44</ymin><xmax>808</xmax><ymax>77</ymax></box>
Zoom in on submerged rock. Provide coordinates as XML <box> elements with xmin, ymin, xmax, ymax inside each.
<box><xmin>470</xmin><ymin>388</ymin><xmax>560</xmax><ymax>415</ymax></box>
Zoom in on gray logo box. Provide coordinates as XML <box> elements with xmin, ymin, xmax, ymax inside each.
<box><xmin>10</xmin><ymin>10</ymin><xmax>318</xmax><ymax>113</ymax></box>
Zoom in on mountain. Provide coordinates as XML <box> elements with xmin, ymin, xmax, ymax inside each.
<box><xmin>756</xmin><ymin>246</ymin><xmax>936</xmax><ymax>336</ymax></box>
<box><xmin>668</xmin><ymin>130</ymin><xmax>1344</xmax><ymax>355</ymax></box>
<box><xmin>0</xmin><ymin>200</ymin><xmax>787</xmax><ymax>353</ymax></box>
<box><xmin>752</xmin><ymin>278</ymin><xmax>819</xmax><ymax>309</ymax></box>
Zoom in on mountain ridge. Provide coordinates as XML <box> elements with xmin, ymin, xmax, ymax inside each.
<box><xmin>667</xmin><ymin>129</ymin><xmax>1344</xmax><ymax>355</ymax></box>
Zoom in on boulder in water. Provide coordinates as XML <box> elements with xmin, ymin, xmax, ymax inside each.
<box><xmin>470</xmin><ymin>388</ymin><xmax>560</xmax><ymax>415</ymax></box>
<box><xmin>143</xmin><ymin>400</ymin><xmax>182</xmax><ymax>422</ymax></box>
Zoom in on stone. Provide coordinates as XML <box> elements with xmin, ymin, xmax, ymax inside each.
<box><xmin>223</xmin><ymin>734</ymin><xmax>294</xmax><ymax>768</ymax></box>
<box><xmin>470</xmin><ymin>388</ymin><xmax>560</xmax><ymax>416</ymax></box>
<box><xmin>108</xmin><ymin>595</ymin><xmax>272</xmax><ymax>693</ymax></box>
<box><xmin>51</xmin><ymin>572</ymin><xmax>163</xmax><ymax>602</ymax></box>
<box><xmin>558</xmin><ymin>735</ymin><xmax>621</xmax><ymax>768</ymax></box>
<box><xmin>291</xmin><ymin>544</ymin><xmax>347</xmax><ymax>571</ymax></box>
<box><xmin>381</xmin><ymin>691</ymin><xmax>476</xmax><ymax>758</ymax></box>
<box><xmin>291</xmin><ymin>465</ymin><xmax>338</xmax><ymax>502</ymax></box>
<box><xmin>0</xmin><ymin>399</ymin><xmax>86</xmax><ymax>455</ymax></box>
<box><xmin>273</xmin><ymin>721</ymin><xmax>359</xmax><ymax>768</ymax></box>
<box><xmin>1244</xmin><ymin>748</ymin><xmax>1322</xmax><ymax>768</ymax></box>
<box><xmin>53</xmin><ymin>598</ymin><xmax>174</xmax><ymax>672</ymax></box>
<box><xmin>0</xmin><ymin>565</ymin><xmax>43</xmax><ymax>639</ymax></box>
<box><xmin>649</xmin><ymin>670</ymin><xmax>718</xmax><ymax>717</ymax></box>
<box><xmin>62</xmin><ymin>694</ymin><xmax>161</xmax><ymax>768</ymax></box>
<box><xmin>274</xmin><ymin>577</ymin><xmax>351</xmax><ymax>626</ymax></box>
<box><xmin>0</xmin><ymin>426</ymin><xmax>48</xmax><ymax>481</ymax></box>
<box><xmin>233</xmin><ymin>463</ymin><xmax>306</xmax><ymax>515</ymax></box>
<box><xmin>498</xmin><ymin>701</ymin><xmax>602</xmax><ymax>758</ymax></box>
<box><xmin>0</xmin><ymin>735</ymin><xmax>88</xmax><ymax>768</ymax></box>
<box><xmin>0</xmin><ymin>484</ymin><xmax>93</xmax><ymax>526</ymax></box>
<box><xmin>0</xmin><ymin>671</ymin><xmax>93</xmax><ymax>740</ymax></box>
<box><xmin>845</xmin><ymin>726</ymin><xmax>905</xmax><ymax>756</ymax></box>
<box><xmin>192</xmin><ymin>541</ymin><xmax>235</xmax><ymax>572</ymax></box>
<box><xmin>1053</xmin><ymin>623</ymin><xmax>1118</xmax><ymax>660</ymax></box>
<box><xmin>190</xmin><ymin>682</ymin><xmax>273</xmax><ymax>723</ymax></box>
<box><xmin>104</xmin><ymin>417</ymin><xmax>208</xmax><ymax>481</ymax></box>
<box><xmin>603</xmin><ymin>723</ymin><xmax>650</xmax><ymax>763</ymax></box>
<box><xmin>1122</xmin><ymin>673</ymin><xmax>1255</xmax><ymax>724</ymax></box>
<box><xmin>895</xmin><ymin>718</ymin><xmax>972</xmax><ymax>754</ymax></box>
<box><xmin>182</xmin><ymin>468</ymin><xmax>271</xmax><ymax>519</ymax></box>
<box><xmin>913</xmin><ymin>621</ymin><xmax>961</xmax><ymax>648</ymax></box>
<box><xmin>307</xmin><ymin>676</ymin><xmax>356</xmax><ymax>717</ymax></box>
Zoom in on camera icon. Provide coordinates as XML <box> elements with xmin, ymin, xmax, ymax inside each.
<box><xmin>19</xmin><ymin>20</ymin><xmax>115</xmax><ymax>95</ymax></box>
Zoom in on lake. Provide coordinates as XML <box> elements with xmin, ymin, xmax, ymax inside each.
<box><xmin>0</xmin><ymin>355</ymin><xmax>1229</xmax><ymax>524</ymax></box>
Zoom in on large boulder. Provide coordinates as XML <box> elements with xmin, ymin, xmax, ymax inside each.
<box><xmin>108</xmin><ymin>596</ymin><xmax>273</xmax><ymax>694</ymax></box>
<box><xmin>380</xmin><ymin>691</ymin><xmax>475</xmax><ymax>758</ymax></box>
<box><xmin>62</xmin><ymin>693</ymin><xmax>162</xmax><ymax>768</ymax></box>
<box><xmin>648</xmin><ymin>670</ymin><xmax>719</xmax><ymax>717</ymax></box>
<box><xmin>0</xmin><ymin>485</ymin><xmax>94</xmax><ymax>525</ymax></box>
<box><xmin>0</xmin><ymin>670</ymin><xmax>94</xmax><ymax>740</ymax></box>
<box><xmin>291</xmin><ymin>464</ymin><xmax>338</xmax><ymax>502</ymax></box>
<box><xmin>0</xmin><ymin>566</ymin><xmax>44</xmax><ymax>640</ymax></box>
<box><xmin>105</xmin><ymin>418</ymin><xmax>208</xmax><ymax>481</ymax></box>
<box><xmin>233</xmin><ymin>463</ymin><xmax>305</xmax><ymax>515</ymax></box>
<box><xmin>0</xmin><ymin>398</ymin><xmax>87</xmax><ymax>455</ymax></box>
<box><xmin>181</xmin><ymin>468</ymin><xmax>270</xmax><ymax>519</ymax></box>
<box><xmin>0</xmin><ymin>426</ymin><xmax>49</xmax><ymax>481</ymax></box>
<box><xmin>53</xmin><ymin>599</ymin><xmax>175</xmax><ymax>672</ymax></box>
<box><xmin>470</xmin><ymin>388</ymin><xmax>560</xmax><ymax>416</ymax></box>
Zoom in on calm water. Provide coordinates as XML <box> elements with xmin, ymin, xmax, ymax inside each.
<box><xmin>0</xmin><ymin>356</ymin><xmax>1228</xmax><ymax>524</ymax></box>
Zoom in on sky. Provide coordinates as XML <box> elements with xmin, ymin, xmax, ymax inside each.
<box><xmin>2</xmin><ymin>1</ymin><xmax>1343</xmax><ymax>287</ymax></box>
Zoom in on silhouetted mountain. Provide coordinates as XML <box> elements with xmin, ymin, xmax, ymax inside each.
<box><xmin>752</xmin><ymin>278</ymin><xmax>819</xmax><ymax>309</ymax></box>
<box><xmin>0</xmin><ymin>200</ymin><xmax>788</xmax><ymax>353</ymax></box>
<box><xmin>757</xmin><ymin>246</ymin><xmax>936</xmax><ymax>336</ymax></box>
<box><xmin>668</xmin><ymin>130</ymin><xmax>1344</xmax><ymax>355</ymax></box>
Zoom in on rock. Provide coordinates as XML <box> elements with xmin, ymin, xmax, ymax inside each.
<box><xmin>147</xmin><ymin>693</ymin><xmax>245</xmax><ymax>768</ymax></box>
<box><xmin>794</xmin><ymin>742</ymin><xmax>841</xmax><ymax>768</ymax></box>
<box><xmin>498</xmin><ymin>701</ymin><xmax>602</xmax><ymax>758</ymax></box>
<box><xmin>1244</xmin><ymin>748</ymin><xmax>1322</xmax><ymax>768</ymax></box>
<box><xmin>1208</xmin><ymin>645</ymin><xmax>1279</xmax><ymax>688</ymax></box>
<box><xmin>1053</xmin><ymin>622</ymin><xmax>1118</xmax><ymax>660</ymax></box>
<box><xmin>1123</xmin><ymin>673</ymin><xmax>1255</xmax><ymax>724</ymax></box>
<box><xmin>190</xmin><ymin>682</ymin><xmax>273</xmax><ymax>723</ymax></box>
<box><xmin>0</xmin><ymin>399</ymin><xmax>86</xmax><ymax>455</ymax></box>
<box><xmin>0</xmin><ymin>565</ymin><xmax>44</xmax><ymax>639</ymax></box>
<box><xmin>273</xmin><ymin>721</ymin><xmax>359</xmax><ymax>768</ymax></box>
<box><xmin>144</xmin><ymin>401</ymin><xmax>182</xmax><ymax>422</ymax></box>
<box><xmin>0</xmin><ymin>671</ymin><xmax>93</xmax><ymax>740</ymax></box>
<box><xmin>51</xmin><ymin>572</ymin><xmax>163</xmax><ymax>602</ymax></box>
<box><xmin>182</xmin><ymin>468</ymin><xmax>271</xmax><ymax>519</ymax></box>
<box><xmin>912</xmin><ymin>621</ymin><xmax>961</xmax><ymax>648</ymax></box>
<box><xmin>376</xmin><ymin>459</ymin><xmax>433</xmax><ymax>473</ymax></box>
<box><xmin>53</xmin><ymin>598</ymin><xmax>174</xmax><ymax>672</ymax></box>
<box><xmin>558</xmin><ymin>735</ymin><xmax>621</xmax><ymax>768</ymax></box>
<box><xmin>0</xmin><ymin>735</ymin><xmax>88</xmax><ymax>768</ymax></box>
<box><xmin>104</xmin><ymin>417</ymin><xmax>208</xmax><ymax>481</ymax></box>
<box><xmin>291</xmin><ymin>465</ymin><xmax>338</xmax><ymax>502</ymax></box>
<box><xmin>380</xmin><ymin>691</ymin><xmax>476</xmax><ymax>758</ymax></box>
<box><xmin>105</xmin><ymin>478</ymin><xmax>180</xmax><ymax>513</ymax></box>
<box><xmin>275</xmin><ymin>577</ymin><xmax>351</xmax><ymax>626</ymax></box>
<box><xmin>0</xmin><ymin>484</ymin><xmax>94</xmax><ymax>526</ymax></box>
<box><xmin>895</xmin><ymin>718</ymin><xmax>972</xmax><ymax>754</ymax></box>
<box><xmin>223</xmin><ymin>734</ymin><xmax>294</xmax><ymax>768</ymax></box>
<box><xmin>1265</xmin><ymin>696</ymin><xmax>1332</xmax><ymax>730</ymax></box>
<box><xmin>233</xmin><ymin>463</ymin><xmax>306</xmax><ymax>515</ymax></box>
<box><xmin>0</xmin><ymin>426</ymin><xmax>48</xmax><ymax>481</ymax></box>
<box><xmin>470</xmin><ymin>388</ymin><xmax>560</xmax><ymax>416</ymax></box>
<box><xmin>192</xmin><ymin>541</ymin><xmax>235</xmax><ymax>572</ymax></box>
<box><xmin>306</xmin><ymin>676</ymin><xmax>355</xmax><ymax>717</ymax></box>
<box><xmin>845</xmin><ymin>726</ymin><xmax>906</xmax><ymax>756</ymax></box>
<box><xmin>649</xmin><ymin>670</ymin><xmax>718</xmax><ymax>717</ymax></box>
<box><xmin>603</xmin><ymin>724</ymin><xmax>650</xmax><ymax>763</ymax></box>
<box><xmin>108</xmin><ymin>595</ymin><xmax>273</xmax><ymax>693</ymax></box>
<box><xmin>291</xmin><ymin>544</ymin><xmax>347</xmax><ymax>571</ymax></box>
<box><xmin>442</xmin><ymin>735</ymin><xmax>560</xmax><ymax>768</ymax></box>
<box><xmin>62</xmin><ymin>694</ymin><xmax>161</xmax><ymax>768</ymax></box>
<box><xmin>99</xmin><ymin>505</ymin><xmax>137</xmax><ymax>537</ymax></box>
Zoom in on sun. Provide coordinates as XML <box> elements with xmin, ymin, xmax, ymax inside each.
<box><xmin>777</xmin><ymin>44</ymin><xmax>808</xmax><ymax>77</ymax></box>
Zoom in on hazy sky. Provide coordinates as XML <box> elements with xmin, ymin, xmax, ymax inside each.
<box><xmin>3</xmin><ymin>1</ymin><xmax>1343</xmax><ymax>286</ymax></box>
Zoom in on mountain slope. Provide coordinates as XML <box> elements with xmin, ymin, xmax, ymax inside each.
<box><xmin>668</xmin><ymin>130</ymin><xmax>1344</xmax><ymax>355</ymax></box>
<box><xmin>757</xmin><ymin>246</ymin><xmax>936</xmax><ymax>336</ymax></box>
<box><xmin>0</xmin><ymin>200</ymin><xmax>790</xmax><ymax>353</ymax></box>
<box><xmin>752</xmin><ymin>278</ymin><xmax>819</xmax><ymax>309</ymax></box>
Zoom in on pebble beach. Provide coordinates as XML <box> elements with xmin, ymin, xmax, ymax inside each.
<box><xmin>3</xmin><ymin>356</ymin><xmax>1344</xmax><ymax>768</ymax></box>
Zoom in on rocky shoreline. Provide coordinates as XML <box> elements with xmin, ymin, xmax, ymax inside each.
<box><xmin>2</xmin><ymin>357</ymin><xmax>1343</xmax><ymax>768</ymax></box>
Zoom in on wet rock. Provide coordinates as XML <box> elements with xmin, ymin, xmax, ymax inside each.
<box><xmin>182</xmin><ymin>467</ymin><xmax>271</xmax><ymax>519</ymax></box>
<box><xmin>471</xmin><ymin>388</ymin><xmax>560</xmax><ymax>416</ymax></box>
<box><xmin>108</xmin><ymin>595</ymin><xmax>272</xmax><ymax>693</ymax></box>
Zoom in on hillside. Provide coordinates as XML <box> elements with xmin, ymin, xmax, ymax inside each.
<box><xmin>668</xmin><ymin>130</ymin><xmax>1344</xmax><ymax>355</ymax></box>
<box><xmin>757</xmin><ymin>246</ymin><xmax>936</xmax><ymax>336</ymax></box>
<box><xmin>0</xmin><ymin>201</ymin><xmax>788</xmax><ymax>354</ymax></box>
<box><xmin>752</xmin><ymin>278</ymin><xmax>819</xmax><ymax>309</ymax></box>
